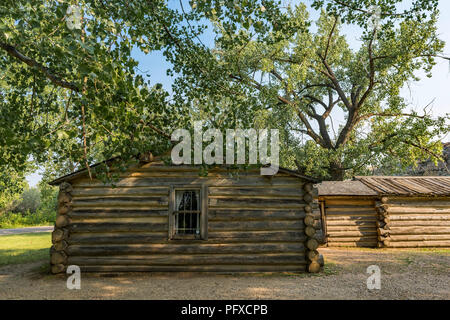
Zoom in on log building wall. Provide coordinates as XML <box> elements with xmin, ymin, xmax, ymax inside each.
<box><xmin>319</xmin><ymin>196</ymin><xmax>378</xmax><ymax>247</ymax></box>
<box><xmin>320</xmin><ymin>195</ymin><xmax>450</xmax><ymax>248</ymax></box>
<box><xmin>378</xmin><ymin>196</ymin><xmax>450</xmax><ymax>248</ymax></box>
<box><xmin>51</xmin><ymin>164</ymin><xmax>322</xmax><ymax>273</ymax></box>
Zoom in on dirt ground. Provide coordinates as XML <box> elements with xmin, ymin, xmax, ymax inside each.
<box><xmin>0</xmin><ymin>248</ymin><xmax>448</xmax><ymax>300</ymax></box>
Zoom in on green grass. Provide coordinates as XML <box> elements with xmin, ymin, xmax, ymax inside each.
<box><xmin>0</xmin><ymin>232</ymin><xmax>51</xmax><ymax>266</ymax></box>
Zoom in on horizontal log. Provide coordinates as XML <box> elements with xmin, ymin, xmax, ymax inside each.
<box><xmin>326</xmin><ymin>206</ymin><xmax>376</xmax><ymax>213</ymax></box>
<box><xmin>324</xmin><ymin>199</ymin><xmax>374</xmax><ymax>205</ymax></box>
<box><xmin>327</xmin><ymin>236</ymin><xmax>377</xmax><ymax>242</ymax></box>
<box><xmin>72</xmin><ymin>199</ymin><xmax>168</xmax><ymax>208</ymax></box>
<box><xmin>327</xmin><ymin>241</ymin><xmax>377</xmax><ymax>248</ymax></box>
<box><xmin>388</xmin><ymin>207</ymin><xmax>450</xmax><ymax>214</ymax></box>
<box><xmin>67</xmin><ymin>242</ymin><xmax>305</xmax><ymax>256</ymax></box>
<box><xmin>326</xmin><ymin>226</ymin><xmax>376</xmax><ymax>232</ymax></box>
<box><xmin>76</xmin><ymin>264</ymin><xmax>307</xmax><ymax>273</ymax></box>
<box><xmin>389</xmin><ymin>226</ymin><xmax>450</xmax><ymax>235</ymax></box>
<box><xmin>67</xmin><ymin>253</ymin><xmax>307</xmax><ymax>266</ymax></box>
<box><xmin>326</xmin><ymin>220</ymin><xmax>376</xmax><ymax>227</ymax></box>
<box><xmin>208</xmin><ymin>231</ymin><xmax>306</xmax><ymax>242</ymax></box>
<box><xmin>208</xmin><ymin>198</ymin><xmax>306</xmax><ymax>209</ymax></box>
<box><xmin>209</xmin><ymin>220</ymin><xmax>304</xmax><ymax>231</ymax></box>
<box><xmin>208</xmin><ymin>209</ymin><xmax>305</xmax><ymax>221</ymax></box>
<box><xmin>390</xmin><ymin>220</ymin><xmax>450</xmax><ymax>227</ymax></box>
<box><xmin>208</xmin><ymin>187</ymin><xmax>305</xmax><ymax>197</ymax></box>
<box><xmin>69</xmin><ymin>216</ymin><xmax>167</xmax><ymax>224</ymax></box>
<box><xmin>327</xmin><ymin>230</ymin><xmax>377</xmax><ymax>237</ymax></box>
<box><xmin>72</xmin><ymin>187</ymin><xmax>169</xmax><ymax>197</ymax></box>
<box><xmin>68</xmin><ymin>232</ymin><xmax>168</xmax><ymax>244</ymax></box>
<box><xmin>390</xmin><ymin>234</ymin><xmax>450</xmax><ymax>241</ymax></box>
<box><xmin>386</xmin><ymin>200</ymin><xmax>450</xmax><ymax>207</ymax></box>
<box><xmin>69</xmin><ymin>222</ymin><xmax>168</xmax><ymax>233</ymax></box>
<box><xmin>69</xmin><ymin>209</ymin><xmax>168</xmax><ymax>218</ymax></box>
<box><xmin>325</xmin><ymin>215</ymin><xmax>377</xmax><ymax>222</ymax></box>
<box><xmin>386</xmin><ymin>240</ymin><xmax>450</xmax><ymax>248</ymax></box>
<box><xmin>74</xmin><ymin>176</ymin><xmax>304</xmax><ymax>188</ymax></box>
<box><xmin>73</xmin><ymin>195</ymin><xmax>168</xmax><ymax>202</ymax></box>
<box><xmin>324</xmin><ymin>211</ymin><xmax>376</xmax><ymax>216</ymax></box>
<box><xmin>389</xmin><ymin>214</ymin><xmax>450</xmax><ymax>221</ymax></box>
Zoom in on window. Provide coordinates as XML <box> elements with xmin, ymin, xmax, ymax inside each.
<box><xmin>169</xmin><ymin>186</ymin><xmax>207</xmax><ymax>240</ymax></box>
<box><xmin>175</xmin><ymin>190</ymin><xmax>200</xmax><ymax>235</ymax></box>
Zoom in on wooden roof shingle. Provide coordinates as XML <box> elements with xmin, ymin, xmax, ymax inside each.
<box><xmin>355</xmin><ymin>176</ymin><xmax>450</xmax><ymax>196</ymax></box>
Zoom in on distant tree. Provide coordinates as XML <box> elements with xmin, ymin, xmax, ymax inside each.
<box><xmin>13</xmin><ymin>187</ymin><xmax>41</xmax><ymax>214</ymax></box>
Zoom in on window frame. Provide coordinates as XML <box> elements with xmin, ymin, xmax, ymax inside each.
<box><xmin>168</xmin><ymin>185</ymin><xmax>208</xmax><ymax>240</ymax></box>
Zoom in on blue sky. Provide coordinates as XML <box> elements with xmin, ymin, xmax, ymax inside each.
<box><xmin>26</xmin><ymin>1</ymin><xmax>450</xmax><ymax>187</ymax></box>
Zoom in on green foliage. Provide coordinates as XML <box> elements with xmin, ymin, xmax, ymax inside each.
<box><xmin>0</xmin><ymin>183</ymin><xmax>57</xmax><ymax>228</ymax></box>
<box><xmin>12</xmin><ymin>188</ymin><xmax>41</xmax><ymax>213</ymax></box>
<box><xmin>0</xmin><ymin>166</ymin><xmax>28</xmax><ymax>212</ymax></box>
<box><xmin>167</xmin><ymin>1</ymin><xmax>449</xmax><ymax>179</ymax></box>
<box><xmin>0</xmin><ymin>0</ymin><xmax>448</xmax><ymax>183</ymax></box>
<box><xmin>0</xmin><ymin>209</ymin><xmax>55</xmax><ymax>229</ymax></box>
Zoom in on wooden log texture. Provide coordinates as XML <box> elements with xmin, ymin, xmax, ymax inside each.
<box><xmin>52</xmin><ymin>228</ymin><xmax>69</xmax><ymax>243</ymax></box>
<box><xmin>68</xmin><ymin>253</ymin><xmax>307</xmax><ymax>266</ymax></box>
<box><xmin>58</xmin><ymin>168</ymin><xmax>314</xmax><ymax>272</ymax></box>
<box><xmin>67</xmin><ymin>243</ymin><xmax>305</xmax><ymax>256</ymax></box>
<box><xmin>322</xmin><ymin>197</ymin><xmax>378</xmax><ymax>248</ymax></box>
<box><xmin>51</xmin><ymin>251</ymin><xmax>68</xmax><ymax>265</ymax></box>
<box><xmin>76</xmin><ymin>265</ymin><xmax>307</xmax><ymax>273</ymax></box>
<box><xmin>55</xmin><ymin>215</ymin><xmax>71</xmax><ymax>228</ymax></box>
<box><xmin>51</xmin><ymin>264</ymin><xmax>66</xmax><ymax>274</ymax></box>
<box><xmin>386</xmin><ymin>198</ymin><xmax>450</xmax><ymax>246</ymax></box>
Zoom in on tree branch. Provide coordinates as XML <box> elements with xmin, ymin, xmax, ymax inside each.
<box><xmin>0</xmin><ymin>41</ymin><xmax>80</xmax><ymax>92</ymax></box>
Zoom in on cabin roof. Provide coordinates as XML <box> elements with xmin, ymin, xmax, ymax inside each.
<box><xmin>318</xmin><ymin>176</ymin><xmax>450</xmax><ymax>197</ymax></box>
<box><xmin>48</xmin><ymin>156</ymin><xmax>319</xmax><ymax>185</ymax></box>
<box><xmin>317</xmin><ymin>180</ymin><xmax>378</xmax><ymax>196</ymax></box>
<box><xmin>355</xmin><ymin>176</ymin><xmax>450</xmax><ymax>196</ymax></box>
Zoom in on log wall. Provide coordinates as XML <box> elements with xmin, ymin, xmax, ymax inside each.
<box><xmin>320</xmin><ymin>197</ymin><xmax>378</xmax><ymax>247</ymax></box>
<box><xmin>50</xmin><ymin>165</ymin><xmax>321</xmax><ymax>273</ymax></box>
<box><xmin>380</xmin><ymin>196</ymin><xmax>450</xmax><ymax>248</ymax></box>
<box><xmin>320</xmin><ymin>195</ymin><xmax>450</xmax><ymax>248</ymax></box>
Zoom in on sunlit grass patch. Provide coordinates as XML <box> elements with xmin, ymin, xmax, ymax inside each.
<box><xmin>0</xmin><ymin>232</ymin><xmax>51</xmax><ymax>266</ymax></box>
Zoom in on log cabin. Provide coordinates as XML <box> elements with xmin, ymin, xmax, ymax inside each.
<box><xmin>318</xmin><ymin>176</ymin><xmax>450</xmax><ymax>248</ymax></box>
<box><xmin>48</xmin><ymin>156</ymin><xmax>324</xmax><ymax>274</ymax></box>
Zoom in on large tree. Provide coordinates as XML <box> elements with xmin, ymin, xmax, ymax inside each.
<box><xmin>165</xmin><ymin>0</ymin><xmax>449</xmax><ymax>180</ymax></box>
<box><xmin>0</xmin><ymin>0</ymin><xmax>188</xmax><ymax>180</ymax></box>
<box><xmin>1</xmin><ymin>0</ymin><xmax>448</xmax><ymax>183</ymax></box>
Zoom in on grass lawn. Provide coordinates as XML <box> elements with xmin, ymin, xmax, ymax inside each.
<box><xmin>0</xmin><ymin>232</ymin><xmax>51</xmax><ymax>266</ymax></box>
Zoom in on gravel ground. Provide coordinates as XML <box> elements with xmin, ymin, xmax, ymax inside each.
<box><xmin>0</xmin><ymin>248</ymin><xmax>448</xmax><ymax>300</ymax></box>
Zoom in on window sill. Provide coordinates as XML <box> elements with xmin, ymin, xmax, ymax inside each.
<box><xmin>170</xmin><ymin>234</ymin><xmax>203</xmax><ymax>241</ymax></box>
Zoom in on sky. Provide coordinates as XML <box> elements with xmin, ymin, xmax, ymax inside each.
<box><xmin>26</xmin><ymin>0</ymin><xmax>450</xmax><ymax>187</ymax></box>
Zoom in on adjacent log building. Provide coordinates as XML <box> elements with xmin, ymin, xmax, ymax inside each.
<box><xmin>49</xmin><ymin>157</ymin><xmax>323</xmax><ymax>274</ymax></box>
<box><xmin>318</xmin><ymin>176</ymin><xmax>450</xmax><ymax>248</ymax></box>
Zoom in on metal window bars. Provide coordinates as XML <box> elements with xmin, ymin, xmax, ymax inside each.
<box><xmin>174</xmin><ymin>190</ymin><xmax>200</xmax><ymax>235</ymax></box>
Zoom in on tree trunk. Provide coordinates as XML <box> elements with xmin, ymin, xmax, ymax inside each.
<box><xmin>328</xmin><ymin>161</ymin><xmax>344</xmax><ymax>181</ymax></box>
